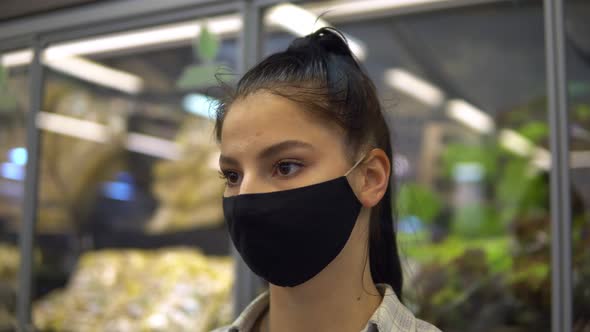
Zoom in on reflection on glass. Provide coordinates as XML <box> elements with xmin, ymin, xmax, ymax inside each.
<box><xmin>263</xmin><ymin>1</ymin><xmax>551</xmax><ymax>331</ymax></box>
<box><xmin>29</xmin><ymin>14</ymin><xmax>241</xmax><ymax>332</ymax></box>
<box><xmin>0</xmin><ymin>48</ymin><xmax>30</xmax><ymax>331</ymax></box>
<box><xmin>566</xmin><ymin>0</ymin><xmax>590</xmax><ymax>330</ymax></box>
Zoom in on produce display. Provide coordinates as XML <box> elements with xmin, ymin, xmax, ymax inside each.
<box><xmin>37</xmin><ymin>85</ymin><xmax>127</xmax><ymax>233</ymax></box>
<box><xmin>0</xmin><ymin>244</ymin><xmax>19</xmax><ymax>331</ymax></box>
<box><xmin>146</xmin><ymin>118</ymin><xmax>225</xmax><ymax>233</ymax></box>
<box><xmin>34</xmin><ymin>248</ymin><xmax>233</xmax><ymax>332</ymax></box>
<box><xmin>0</xmin><ymin>66</ymin><xmax>28</xmax><ymax>232</ymax></box>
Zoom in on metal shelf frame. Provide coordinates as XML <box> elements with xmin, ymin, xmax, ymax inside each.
<box><xmin>0</xmin><ymin>0</ymin><xmax>573</xmax><ymax>331</ymax></box>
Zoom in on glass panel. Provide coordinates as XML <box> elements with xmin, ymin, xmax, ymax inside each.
<box><xmin>566</xmin><ymin>0</ymin><xmax>590</xmax><ymax>330</ymax></box>
<box><xmin>0</xmin><ymin>47</ymin><xmax>31</xmax><ymax>331</ymax></box>
<box><xmin>32</xmin><ymin>13</ymin><xmax>241</xmax><ymax>332</ymax></box>
<box><xmin>263</xmin><ymin>1</ymin><xmax>550</xmax><ymax>331</ymax></box>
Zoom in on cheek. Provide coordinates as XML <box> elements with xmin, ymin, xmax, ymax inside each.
<box><xmin>304</xmin><ymin>149</ymin><xmax>350</xmax><ymax>183</ymax></box>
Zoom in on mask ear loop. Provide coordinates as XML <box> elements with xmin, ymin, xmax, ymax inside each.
<box><xmin>344</xmin><ymin>153</ymin><xmax>367</xmax><ymax>177</ymax></box>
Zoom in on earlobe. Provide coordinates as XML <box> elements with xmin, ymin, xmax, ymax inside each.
<box><xmin>357</xmin><ymin>149</ymin><xmax>390</xmax><ymax>208</ymax></box>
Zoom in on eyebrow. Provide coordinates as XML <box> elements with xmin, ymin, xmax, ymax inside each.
<box><xmin>258</xmin><ymin>140</ymin><xmax>314</xmax><ymax>160</ymax></box>
<box><xmin>219</xmin><ymin>140</ymin><xmax>314</xmax><ymax>167</ymax></box>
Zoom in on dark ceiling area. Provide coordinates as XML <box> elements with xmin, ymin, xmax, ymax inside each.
<box><xmin>0</xmin><ymin>0</ymin><xmax>104</xmax><ymax>22</ymax></box>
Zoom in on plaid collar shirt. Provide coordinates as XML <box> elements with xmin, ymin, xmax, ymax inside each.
<box><xmin>211</xmin><ymin>284</ymin><xmax>441</xmax><ymax>332</ymax></box>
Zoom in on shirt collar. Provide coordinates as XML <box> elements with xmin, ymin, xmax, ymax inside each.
<box><xmin>227</xmin><ymin>290</ymin><xmax>270</xmax><ymax>332</ymax></box>
<box><xmin>363</xmin><ymin>284</ymin><xmax>416</xmax><ymax>332</ymax></box>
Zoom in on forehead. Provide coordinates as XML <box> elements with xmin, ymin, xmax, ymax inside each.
<box><xmin>220</xmin><ymin>91</ymin><xmax>343</xmax><ymax>153</ymax></box>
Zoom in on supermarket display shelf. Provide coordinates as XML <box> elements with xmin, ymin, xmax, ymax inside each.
<box><xmin>92</xmin><ymin>225</ymin><xmax>231</xmax><ymax>256</ymax></box>
<box><xmin>0</xmin><ymin>230</ymin><xmax>73</xmax><ymax>251</ymax></box>
<box><xmin>0</xmin><ymin>224</ymin><xmax>230</xmax><ymax>256</ymax></box>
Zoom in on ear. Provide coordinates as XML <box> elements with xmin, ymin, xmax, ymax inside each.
<box><xmin>356</xmin><ymin>148</ymin><xmax>390</xmax><ymax>208</ymax></box>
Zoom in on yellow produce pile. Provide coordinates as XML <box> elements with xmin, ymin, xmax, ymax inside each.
<box><xmin>146</xmin><ymin>118</ymin><xmax>225</xmax><ymax>233</ymax></box>
<box><xmin>0</xmin><ymin>244</ymin><xmax>19</xmax><ymax>330</ymax></box>
<box><xmin>38</xmin><ymin>86</ymin><xmax>127</xmax><ymax>233</ymax></box>
<box><xmin>34</xmin><ymin>248</ymin><xmax>234</xmax><ymax>332</ymax></box>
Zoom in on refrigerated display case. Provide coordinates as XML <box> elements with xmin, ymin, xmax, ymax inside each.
<box><xmin>0</xmin><ymin>45</ymin><xmax>31</xmax><ymax>331</ymax></box>
<box><xmin>31</xmin><ymin>12</ymin><xmax>242</xmax><ymax>331</ymax></box>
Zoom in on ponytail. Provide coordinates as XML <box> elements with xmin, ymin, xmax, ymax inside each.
<box><xmin>369</xmin><ymin>148</ymin><xmax>403</xmax><ymax>297</ymax></box>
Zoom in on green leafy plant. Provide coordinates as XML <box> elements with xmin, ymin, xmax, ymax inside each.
<box><xmin>397</xmin><ymin>183</ymin><xmax>442</xmax><ymax>225</ymax></box>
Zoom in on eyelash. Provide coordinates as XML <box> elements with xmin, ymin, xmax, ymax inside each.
<box><xmin>219</xmin><ymin>160</ymin><xmax>305</xmax><ymax>187</ymax></box>
<box><xmin>272</xmin><ymin>160</ymin><xmax>304</xmax><ymax>177</ymax></box>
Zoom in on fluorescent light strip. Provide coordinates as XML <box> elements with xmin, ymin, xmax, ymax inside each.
<box><xmin>1</xmin><ymin>49</ymin><xmax>33</xmax><ymax>67</ymax></box>
<box><xmin>36</xmin><ymin>112</ymin><xmax>181</xmax><ymax>160</ymax></box>
<box><xmin>265</xmin><ymin>4</ymin><xmax>328</xmax><ymax>38</ymax></box>
<box><xmin>498</xmin><ymin>129</ymin><xmax>535</xmax><ymax>157</ymax></box>
<box><xmin>36</xmin><ymin>111</ymin><xmax>109</xmax><ymax>143</ymax></box>
<box><xmin>2</xmin><ymin>15</ymin><xmax>241</xmax><ymax>69</ymax></box>
<box><xmin>206</xmin><ymin>15</ymin><xmax>243</xmax><ymax>36</ymax></box>
<box><xmin>499</xmin><ymin>129</ymin><xmax>552</xmax><ymax>170</ymax></box>
<box><xmin>44</xmin><ymin>56</ymin><xmax>143</xmax><ymax>94</ymax></box>
<box><xmin>571</xmin><ymin>151</ymin><xmax>590</xmax><ymax>169</ymax></box>
<box><xmin>1</xmin><ymin>1</ymin><xmax>474</xmax><ymax>67</ymax></box>
<box><xmin>308</xmin><ymin>0</ymin><xmax>454</xmax><ymax>19</ymax></box>
<box><xmin>446</xmin><ymin>99</ymin><xmax>495</xmax><ymax>134</ymax></box>
<box><xmin>44</xmin><ymin>14</ymin><xmax>241</xmax><ymax>61</ymax></box>
<box><xmin>384</xmin><ymin>68</ymin><xmax>445</xmax><ymax>107</ymax></box>
<box><xmin>496</xmin><ymin>146</ymin><xmax>590</xmax><ymax>170</ymax></box>
<box><xmin>265</xmin><ymin>3</ymin><xmax>367</xmax><ymax>60</ymax></box>
<box><xmin>126</xmin><ymin>133</ymin><xmax>181</xmax><ymax>161</ymax></box>
<box><xmin>44</xmin><ymin>21</ymin><xmax>202</xmax><ymax>60</ymax></box>
<box><xmin>532</xmin><ymin>148</ymin><xmax>551</xmax><ymax>170</ymax></box>
<box><xmin>0</xmin><ymin>49</ymin><xmax>144</xmax><ymax>93</ymax></box>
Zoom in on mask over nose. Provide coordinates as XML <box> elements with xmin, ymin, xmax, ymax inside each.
<box><xmin>222</xmin><ymin>156</ymin><xmax>365</xmax><ymax>287</ymax></box>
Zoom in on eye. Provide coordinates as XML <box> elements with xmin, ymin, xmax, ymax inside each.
<box><xmin>273</xmin><ymin>160</ymin><xmax>303</xmax><ymax>177</ymax></box>
<box><xmin>219</xmin><ymin>170</ymin><xmax>241</xmax><ymax>187</ymax></box>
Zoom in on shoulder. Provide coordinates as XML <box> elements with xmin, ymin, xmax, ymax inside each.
<box><xmin>415</xmin><ymin>319</ymin><xmax>442</xmax><ymax>332</ymax></box>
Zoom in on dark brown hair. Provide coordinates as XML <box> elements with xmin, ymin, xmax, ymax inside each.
<box><xmin>214</xmin><ymin>27</ymin><xmax>403</xmax><ymax>297</ymax></box>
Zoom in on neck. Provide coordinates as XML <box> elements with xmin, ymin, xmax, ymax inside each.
<box><xmin>265</xmin><ymin>209</ymin><xmax>382</xmax><ymax>332</ymax></box>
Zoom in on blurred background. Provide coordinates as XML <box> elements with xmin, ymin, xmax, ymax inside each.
<box><xmin>0</xmin><ymin>0</ymin><xmax>588</xmax><ymax>331</ymax></box>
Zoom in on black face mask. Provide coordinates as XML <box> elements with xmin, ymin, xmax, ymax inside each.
<box><xmin>222</xmin><ymin>158</ymin><xmax>364</xmax><ymax>287</ymax></box>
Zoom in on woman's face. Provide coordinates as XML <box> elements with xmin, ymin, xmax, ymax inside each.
<box><xmin>219</xmin><ymin>91</ymin><xmax>353</xmax><ymax>197</ymax></box>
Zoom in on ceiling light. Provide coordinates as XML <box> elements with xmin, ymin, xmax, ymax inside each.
<box><xmin>44</xmin><ymin>56</ymin><xmax>143</xmax><ymax>94</ymax></box>
<box><xmin>36</xmin><ymin>111</ymin><xmax>109</xmax><ymax>143</ymax></box>
<box><xmin>499</xmin><ymin>129</ymin><xmax>551</xmax><ymax>170</ymax></box>
<box><xmin>498</xmin><ymin>129</ymin><xmax>535</xmax><ymax>157</ymax></box>
<box><xmin>266</xmin><ymin>4</ymin><xmax>328</xmax><ymax>37</ymax></box>
<box><xmin>44</xmin><ymin>14</ymin><xmax>241</xmax><ymax>60</ymax></box>
<box><xmin>36</xmin><ymin>111</ymin><xmax>181</xmax><ymax>160</ymax></box>
<box><xmin>265</xmin><ymin>3</ymin><xmax>367</xmax><ymax>60</ymax></box>
<box><xmin>45</xmin><ymin>22</ymin><xmax>201</xmax><ymax>60</ymax></box>
<box><xmin>446</xmin><ymin>99</ymin><xmax>495</xmax><ymax>134</ymax></box>
<box><xmin>572</xmin><ymin>151</ymin><xmax>590</xmax><ymax>169</ymax></box>
<box><xmin>1</xmin><ymin>49</ymin><xmax>33</xmax><ymax>68</ymax></box>
<box><xmin>206</xmin><ymin>15</ymin><xmax>243</xmax><ymax>36</ymax></box>
<box><xmin>2</xmin><ymin>15</ymin><xmax>241</xmax><ymax>69</ymax></box>
<box><xmin>531</xmin><ymin>148</ymin><xmax>551</xmax><ymax>170</ymax></box>
<box><xmin>125</xmin><ymin>133</ymin><xmax>181</xmax><ymax>161</ymax></box>
<box><xmin>384</xmin><ymin>68</ymin><xmax>444</xmax><ymax>107</ymax></box>
<box><xmin>308</xmin><ymin>0</ymin><xmax>453</xmax><ymax>19</ymax></box>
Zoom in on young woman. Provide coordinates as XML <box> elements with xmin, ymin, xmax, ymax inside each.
<box><xmin>213</xmin><ymin>27</ymin><xmax>440</xmax><ymax>332</ymax></box>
